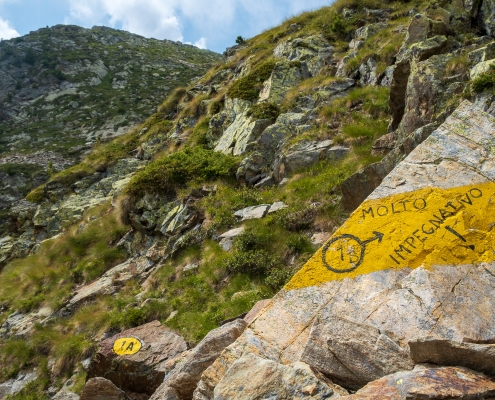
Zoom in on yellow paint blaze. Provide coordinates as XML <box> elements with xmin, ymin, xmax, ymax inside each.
<box><xmin>113</xmin><ymin>337</ymin><xmax>142</xmax><ymax>356</ymax></box>
<box><xmin>285</xmin><ymin>183</ymin><xmax>495</xmax><ymax>290</ymax></box>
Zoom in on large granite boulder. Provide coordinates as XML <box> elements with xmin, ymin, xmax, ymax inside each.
<box><xmin>86</xmin><ymin>321</ymin><xmax>188</xmax><ymax>396</ymax></box>
<box><xmin>196</xmin><ymin>101</ymin><xmax>495</xmax><ymax>396</ymax></box>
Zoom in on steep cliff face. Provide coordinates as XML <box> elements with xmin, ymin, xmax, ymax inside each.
<box><xmin>2</xmin><ymin>0</ymin><xmax>495</xmax><ymax>398</ymax></box>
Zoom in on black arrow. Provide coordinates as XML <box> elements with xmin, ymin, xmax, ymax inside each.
<box><xmin>445</xmin><ymin>226</ymin><xmax>475</xmax><ymax>251</ymax></box>
<box><xmin>361</xmin><ymin>231</ymin><xmax>384</xmax><ymax>245</ymax></box>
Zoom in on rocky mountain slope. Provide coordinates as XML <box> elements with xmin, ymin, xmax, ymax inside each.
<box><xmin>1</xmin><ymin>0</ymin><xmax>495</xmax><ymax>398</ymax></box>
<box><xmin>0</xmin><ymin>25</ymin><xmax>221</xmax><ymax>230</ymax></box>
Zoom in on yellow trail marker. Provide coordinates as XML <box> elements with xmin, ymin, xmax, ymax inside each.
<box><xmin>286</xmin><ymin>182</ymin><xmax>495</xmax><ymax>290</ymax></box>
<box><xmin>113</xmin><ymin>337</ymin><xmax>142</xmax><ymax>356</ymax></box>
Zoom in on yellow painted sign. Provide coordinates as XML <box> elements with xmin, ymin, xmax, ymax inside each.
<box><xmin>113</xmin><ymin>337</ymin><xmax>142</xmax><ymax>356</ymax></box>
<box><xmin>286</xmin><ymin>182</ymin><xmax>495</xmax><ymax>290</ymax></box>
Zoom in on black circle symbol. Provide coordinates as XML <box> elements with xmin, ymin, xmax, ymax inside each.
<box><xmin>321</xmin><ymin>231</ymin><xmax>384</xmax><ymax>274</ymax></box>
<box><xmin>321</xmin><ymin>234</ymin><xmax>365</xmax><ymax>273</ymax></box>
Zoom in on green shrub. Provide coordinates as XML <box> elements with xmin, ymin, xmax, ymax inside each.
<box><xmin>126</xmin><ymin>147</ymin><xmax>239</xmax><ymax>196</ymax></box>
<box><xmin>227</xmin><ymin>60</ymin><xmax>276</xmax><ymax>101</ymax></box>
<box><xmin>247</xmin><ymin>102</ymin><xmax>280</xmax><ymax>120</ymax></box>
<box><xmin>471</xmin><ymin>66</ymin><xmax>495</xmax><ymax>93</ymax></box>
<box><xmin>224</xmin><ymin>250</ymin><xmax>281</xmax><ymax>276</ymax></box>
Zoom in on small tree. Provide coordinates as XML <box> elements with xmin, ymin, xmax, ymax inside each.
<box><xmin>24</xmin><ymin>47</ymin><xmax>36</xmax><ymax>65</ymax></box>
<box><xmin>235</xmin><ymin>36</ymin><xmax>245</xmax><ymax>45</ymax></box>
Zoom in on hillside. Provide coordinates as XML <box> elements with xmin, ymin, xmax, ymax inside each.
<box><xmin>0</xmin><ymin>25</ymin><xmax>221</xmax><ymax>231</ymax></box>
<box><xmin>1</xmin><ymin>0</ymin><xmax>495</xmax><ymax>398</ymax></box>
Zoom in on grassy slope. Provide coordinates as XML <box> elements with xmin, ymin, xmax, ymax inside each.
<box><xmin>0</xmin><ymin>0</ymin><xmax>446</xmax><ymax>397</ymax></box>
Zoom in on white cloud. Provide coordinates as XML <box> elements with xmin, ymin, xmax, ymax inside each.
<box><xmin>194</xmin><ymin>37</ymin><xmax>207</xmax><ymax>49</ymax></box>
<box><xmin>66</xmin><ymin>0</ymin><xmax>333</xmax><ymax>51</ymax></box>
<box><xmin>68</xmin><ymin>0</ymin><xmax>183</xmax><ymax>41</ymax></box>
<box><xmin>0</xmin><ymin>17</ymin><xmax>19</xmax><ymax>40</ymax></box>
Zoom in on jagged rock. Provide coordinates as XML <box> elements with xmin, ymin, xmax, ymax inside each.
<box><xmin>481</xmin><ymin>0</ymin><xmax>495</xmax><ymax>37</ymax></box>
<box><xmin>336</xmin><ymin>52</ymin><xmax>357</xmax><ymax>78</ymax></box>
<box><xmin>87</xmin><ymin>321</ymin><xmax>188</xmax><ymax>396</ymax></box>
<box><xmin>409</xmin><ymin>338</ymin><xmax>495</xmax><ymax>376</ymax></box>
<box><xmin>468</xmin><ymin>42</ymin><xmax>495</xmax><ymax>65</ymax></box>
<box><xmin>380</xmin><ymin>66</ymin><xmax>395</xmax><ymax>87</ymax></box>
<box><xmin>345</xmin><ymin>366</ymin><xmax>495</xmax><ymax>399</ymax></box>
<box><xmin>300</xmin><ymin>316</ymin><xmax>413</xmax><ymax>390</ymax></box>
<box><xmin>218</xmin><ymin>227</ymin><xmax>245</xmax><ymax>251</ymax></box>
<box><xmin>258</xmin><ymin>61</ymin><xmax>310</xmax><ymax>104</ymax></box>
<box><xmin>151</xmin><ymin>319</ymin><xmax>247</xmax><ymax>400</ymax></box>
<box><xmin>358</xmin><ymin>57</ymin><xmax>378</xmax><ymax>85</ymax></box>
<box><xmin>355</xmin><ymin>23</ymin><xmax>387</xmax><ymax>40</ymax></box>
<box><xmin>0</xmin><ymin>307</ymin><xmax>52</xmax><ymax>338</ymax></box>
<box><xmin>199</xmin><ymin>101</ymin><xmax>495</xmax><ymax>395</ymax></box>
<box><xmin>470</xmin><ymin>59</ymin><xmax>495</xmax><ymax>79</ymax></box>
<box><xmin>236</xmin><ymin>112</ymin><xmax>312</xmax><ymax>183</ymax></box>
<box><xmin>80</xmin><ymin>378</ymin><xmax>131</xmax><ymax>400</ymax></box>
<box><xmin>69</xmin><ymin>257</ymin><xmax>155</xmax><ymax>307</ymax></box>
<box><xmin>183</xmin><ymin>263</ymin><xmax>199</xmax><ymax>274</ymax></box>
<box><xmin>371</xmin><ymin>132</ymin><xmax>396</xmax><ymax>156</ymax></box>
<box><xmin>273</xmin><ymin>140</ymin><xmax>349</xmax><ymax>183</ymax></box>
<box><xmin>234</xmin><ymin>202</ymin><xmax>287</xmax><ymax>221</ymax></box>
<box><xmin>212</xmin><ymin>353</ymin><xmax>346</xmax><ymax>399</ymax></box>
<box><xmin>0</xmin><ymin>370</ymin><xmax>37</xmax><ymax>400</ymax></box>
<box><xmin>213</xmin><ymin>104</ymin><xmax>273</xmax><ymax>156</ymax></box>
<box><xmin>273</xmin><ymin>35</ymin><xmax>334</xmax><ymax>76</ymax></box>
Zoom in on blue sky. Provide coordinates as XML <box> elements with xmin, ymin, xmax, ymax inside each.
<box><xmin>0</xmin><ymin>0</ymin><xmax>332</xmax><ymax>53</ymax></box>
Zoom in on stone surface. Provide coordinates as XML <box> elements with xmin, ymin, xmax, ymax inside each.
<box><xmin>213</xmin><ymin>353</ymin><xmax>345</xmax><ymax>399</ymax></box>
<box><xmin>258</xmin><ymin>60</ymin><xmax>310</xmax><ymax>104</ymax></box>
<box><xmin>218</xmin><ymin>227</ymin><xmax>245</xmax><ymax>251</ymax></box>
<box><xmin>69</xmin><ymin>256</ymin><xmax>155</xmax><ymax>307</ymax></box>
<box><xmin>0</xmin><ymin>370</ymin><xmax>37</xmax><ymax>400</ymax></box>
<box><xmin>273</xmin><ymin>140</ymin><xmax>349</xmax><ymax>183</ymax></box>
<box><xmin>481</xmin><ymin>0</ymin><xmax>495</xmax><ymax>37</ymax></box>
<box><xmin>80</xmin><ymin>378</ymin><xmax>131</xmax><ymax>400</ymax></box>
<box><xmin>300</xmin><ymin>316</ymin><xmax>413</xmax><ymax>390</ymax></box>
<box><xmin>52</xmin><ymin>390</ymin><xmax>80</xmax><ymax>400</ymax></box>
<box><xmin>273</xmin><ymin>35</ymin><xmax>334</xmax><ymax>76</ymax></box>
<box><xmin>151</xmin><ymin>319</ymin><xmax>246</xmax><ymax>400</ymax></box>
<box><xmin>345</xmin><ymin>366</ymin><xmax>495</xmax><ymax>399</ymax></box>
<box><xmin>234</xmin><ymin>202</ymin><xmax>287</xmax><ymax>221</ymax></box>
<box><xmin>86</xmin><ymin>321</ymin><xmax>188</xmax><ymax>396</ymax></box>
<box><xmin>199</xmin><ymin>101</ymin><xmax>495</xmax><ymax>395</ymax></box>
<box><xmin>409</xmin><ymin>338</ymin><xmax>495</xmax><ymax>376</ymax></box>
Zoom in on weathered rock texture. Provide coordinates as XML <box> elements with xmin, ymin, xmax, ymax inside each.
<box><xmin>86</xmin><ymin>321</ymin><xmax>188</xmax><ymax>396</ymax></box>
<box><xmin>199</xmin><ymin>101</ymin><xmax>495</xmax><ymax>396</ymax></box>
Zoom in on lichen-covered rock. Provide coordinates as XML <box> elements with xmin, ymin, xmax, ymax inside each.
<box><xmin>481</xmin><ymin>0</ymin><xmax>495</xmax><ymax>37</ymax></box>
<box><xmin>212</xmin><ymin>353</ymin><xmax>346</xmax><ymax>399</ymax></box>
<box><xmin>273</xmin><ymin>35</ymin><xmax>334</xmax><ymax>76</ymax></box>
<box><xmin>259</xmin><ymin>61</ymin><xmax>310</xmax><ymax>104</ymax></box>
<box><xmin>345</xmin><ymin>366</ymin><xmax>495</xmax><ymax>399</ymax></box>
<box><xmin>358</xmin><ymin>57</ymin><xmax>378</xmax><ymax>86</ymax></box>
<box><xmin>214</xmin><ymin>111</ymin><xmax>273</xmax><ymax>156</ymax></box>
<box><xmin>470</xmin><ymin>59</ymin><xmax>495</xmax><ymax>79</ymax></box>
<box><xmin>86</xmin><ymin>321</ymin><xmax>188</xmax><ymax>396</ymax></box>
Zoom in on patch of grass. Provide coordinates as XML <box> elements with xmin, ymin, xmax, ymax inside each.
<box><xmin>471</xmin><ymin>65</ymin><xmax>495</xmax><ymax>93</ymax></box>
<box><xmin>227</xmin><ymin>59</ymin><xmax>276</xmax><ymax>101</ymax></box>
<box><xmin>126</xmin><ymin>147</ymin><xmax>239</xmax><ymax>196</ymax></box>
<box><xmin>247</xmin><ymin>102</ymin><xmax>280</xmax><ymax>120</ymax></box>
